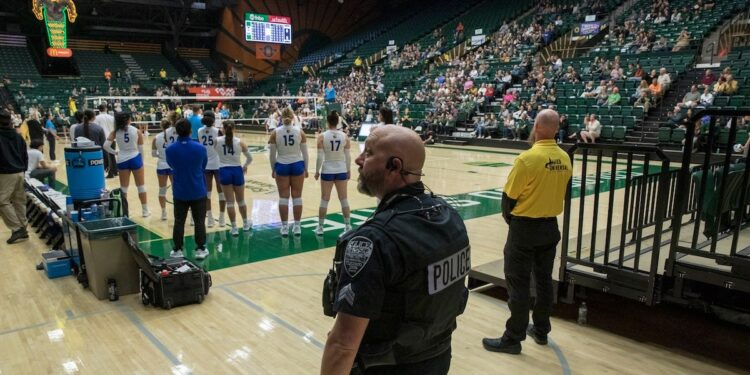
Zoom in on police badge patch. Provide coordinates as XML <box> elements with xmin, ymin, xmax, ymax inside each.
<box><xmin>344</xmin><ymin>236</ymin><xmax>374</xmax><ymax>278</ymax></box>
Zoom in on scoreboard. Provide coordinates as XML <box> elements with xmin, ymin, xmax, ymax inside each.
<box><xmin>245</xmin><ymin>13</ymin><xmax>292</xmax><ymax>45</ymax></box>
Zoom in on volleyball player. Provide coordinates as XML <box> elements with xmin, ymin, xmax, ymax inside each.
<box><xmin>151</xmin><ymin>119</ymin><xmax>173</xmax><ymax>220</ymax></box>
<box><xmin>103</xmin><ymin>112</ymin><xmax>150</xmax><ymax>217</ymax></box>
<box><xmin>314</xmin><ymin>111</ymin><xmax>352</xmax><ymax>235</ymax></box>
<box><xmin>215</xmin><ymin>121</ymin><xmax>253</xmax><ymax>236</ymax></box>
<box><xmin>198</xmin><ymin>111</ymin><xmax>226</xmax><ymax>228</ymax></box>
<box><xmin>268</xmin><ymin>107</ymin><xmax>309</xmax><ymax>236</ymax></box>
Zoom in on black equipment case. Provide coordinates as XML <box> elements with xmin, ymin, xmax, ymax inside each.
<box><xmin>124</xmin><ymin>233</ymin><xmax>211</xmax><ymax>309</ymax></box>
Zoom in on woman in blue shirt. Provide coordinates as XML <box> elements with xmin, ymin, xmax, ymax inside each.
<box><xmin>44</xmin><ymin>113</ymin><xmax>59</xmax><ymax>160</ymax></box>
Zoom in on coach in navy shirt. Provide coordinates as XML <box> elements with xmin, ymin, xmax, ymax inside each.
<box><xmin>166</xmin><ymin>118</ymin><xmax>209</xmax><ymax>260</ymax></box>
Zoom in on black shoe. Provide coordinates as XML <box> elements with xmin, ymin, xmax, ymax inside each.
<box><xmin>482</xmin><ymin>337</ymin><xmax>522</xmax><ymax>354</ymax></box>
<box><xmin>106</xmin><ymin>174</ymin><xmax>115</xmax><ymax>179</ymax></box>
<box><xmin>7</xmin><ymin>229</ymin><xmax>29</xmax><ymax>244</ymax></box>
<box><xmin>527</xmin><ymin>325</ymin><xmax>548</xmax><ymax>345</ymax></box>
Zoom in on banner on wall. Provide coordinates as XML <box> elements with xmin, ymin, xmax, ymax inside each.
<box><xmin>471</xmin><ymin>35</ymin><xmax>485</xmax><ymax>46</ymax></box>
<box><xmin>255</xmin><ymin>43</ymin><xmax>281</xmax><ymax>60</ymax></box>
<box><xmin>188</xmin><ymin>87</ymin><xmax>236</xmax><ymax>97</ymax></box>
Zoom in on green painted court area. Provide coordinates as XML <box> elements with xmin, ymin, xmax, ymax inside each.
<box><xmin>135</xmin><ymin>164</ymin><xmax>654</xmax><ymax>271</ymax></box>
<box><xmin>464</xmin><ymin>161</ymin><xmax>514</xmax><ymax>168</ymax></box>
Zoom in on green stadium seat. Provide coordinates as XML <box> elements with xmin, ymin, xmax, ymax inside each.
<box><xmin>671</xmin><ymin>128</ymin><xmax>686</xmax><ymax>143</ymax></box>
<box><xmin>613</xmin><ymin>126</ymin><xmax>627</xmax><ymax>141</ymax></box>
<box><xmin>658</xmin><ymin>128</ymin><xmax>671</xmax><ymax>143</ymax></box>
<box><xmin>601</xmin><ymin>126</ymin><xmax>614</xmax><ymax>140</ymax></box>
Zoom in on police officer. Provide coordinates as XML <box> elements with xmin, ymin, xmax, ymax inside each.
<box><xmin>321</xmin><ymin>125</ymin><xmax>470</xmax><ymax>375</ymax></box>
<box><xmin>482</xmin><ymin>109</ymin><xmax>572</xmax><ymax>354</ymax></box>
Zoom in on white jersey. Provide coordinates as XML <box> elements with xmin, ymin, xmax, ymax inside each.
<box><xmin>154</xmin><ymin>132</ymin><xmax>170</xmax><ymax>170</ymax></box>
<box><xmin>215</xmin><ymin>136</ymin><xmax>242</xmax><ymax>167</ymax></box>
<box><xmin>198</xmin><ymin>126</ymin><xmax>220</xmax><ymax>170</ymax></box>
<box><xmin>115</xmin><ymin>125</ymin><xmax>140</xmax><ymax>163</ymax></box>
<box><xmin>164</xmin><ymin>127</ymin><xmax>178</xmax><ymax>146</ymax></box>
<box><xmin>266</xmin><ymin>116</ymin><xmax>278</xmax><ymax>130</ymax></box>
<box><xmin>274</xmin><ymin>125</ymin><xmax>304</xmax><ymax>164</ymax></box>
<box><xmin>95</xmin><ymin>113</ymin><xmax>115</xmax><ymax>136</ymax></box>
<box><xmin>321</xmin><ymin>130</ymin><xmax>348</xmax><ymax>174</ymax></box>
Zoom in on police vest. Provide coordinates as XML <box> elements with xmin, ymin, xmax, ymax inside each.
<box><xmin>336</xmin><ymin>191</ymin><xmax>471</xmax><ymax>365</ymax></box>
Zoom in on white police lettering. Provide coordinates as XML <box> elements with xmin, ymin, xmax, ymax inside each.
<box><xmin>344</xmin><ymin>236</ymin><xmax>373</xmax><ymax>277</ymax></box>
<box><xmin>337</xmin><ymin>284</ymin><xmax>355</xmax><ymax>306</ymax></box>
<box><xmin>427</xmin><ymin>246</ymin><xmax>471</xmax><ymax>295</ymax></box>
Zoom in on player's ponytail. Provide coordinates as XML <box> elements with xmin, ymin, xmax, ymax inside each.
<box><xmin>224</xmin><ymin>120</ymin><xmax>234</xmax><ymax>146</ymax></box>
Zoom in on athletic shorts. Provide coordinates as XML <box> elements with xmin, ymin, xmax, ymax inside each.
<box><xmin>117</xmin><ymin>154</ymin><xmax>143</xmax><ymax>170</ymax></box>
<box><xmin>274</xmin><ymin>160</ymin><xmax>305</xmax><ymax>177</ymax></box>
<box><xmin>219</xmin><ymin>166</ymin><xmax>244</xmax><ymax>186</ymax></box>
<box><xmin>156</xmin><ymin>168</ymin><xmax>172</xmax><ymax>176</ymax></box>
<box><xmin>205</xmin><ymin>168</ymin><xmax>219</xmax><ymax>176</ymax></box>
<box><xmin>321</xmin><ymin>172</ymin><xmax>348</xmax><ymax>181</ymax></box>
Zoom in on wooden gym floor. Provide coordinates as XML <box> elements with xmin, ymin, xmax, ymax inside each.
<box><xmin>0</xmin><ymin>132</ymin><xmax>747</xmax><ymax>374</ymax></box>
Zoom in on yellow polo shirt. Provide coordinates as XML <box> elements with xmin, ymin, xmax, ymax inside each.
<box><xmin>504</xmin><ymin>140</ymin><xmax>572</xmax><ymax>218</ymax></box>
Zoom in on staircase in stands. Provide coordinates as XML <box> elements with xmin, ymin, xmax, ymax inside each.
<box><xmin>627</xmin><ymin>68</ymin><xmax>704</xmax><ymax>145</ymax></box>
<box><xmin>188</xmin><ymin>59</ymin><xmax>210</xmax><ymax>78</ymax></box>
<box><xmin>119</xmin><ymin>54</ymin><xmax>148</xmax><ymax>80</ymax></box>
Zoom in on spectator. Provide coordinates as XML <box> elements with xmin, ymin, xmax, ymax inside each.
<box><xmin>649</xmin><ymin>80</ymin><xmax>663</xmax><ymax>98</ymax></box>
<box><xmin>72</xmin><ymin>110</ymin><xmax>106</xmax><ymax>147</ymax></box>
<box><xmin>324</xmin><ymin>81</ymin><xmax>336</xmax><ymax>103</ymax></box>
<box><xmin>0</xmin><ymin>110</ymin><xmax>28</xmax><ymax>244</ymax></box>
<box><xmin>578</xmin><ymin>114</ymin><xmax>601</xmax><ymax>143</ymax></box>
<box><xmin>700</xmin><ymin>69</ymin><xmax>717</xmax><ymax>86</ymax></box>
<box><xmin>26</xmin><ymin>139</ymin><xmax>56</xmax><ymax>187</ymax></box>
<box><xmin>664</xmin><ymin>106</ymin><xmax>686</xmax><ymax>129</ymax></box>
<box><xmin>104</xmin><ymin>68</ymin><xmax>112</xmax><ymax>83</ymax></box>
<box><xmin>96</xmin><ymin>104</ymin><xmax>118</xmax><ymax>178</ymax></box>
<box><xmin>503</xmin><ymin>115</ymin><xmax>516</xmax><ymax>140</ymax></box>
<box><xmin>679</xmin><ymin>85</ymin><xmax>701</xmax><ymax>108</ymax></box>
<box><xmin>657</xmin><ymin>68</ymin><xmax>671</xmax><ymax>91</ymax></box>
<box><xmin>606</xmin><ymin>87</ymin><xmax>622</xmax><ymax>106</ymax></box>
<box><xmin>557</xmin><ymin>114</ymin><xmax>569</xmax><ymax>143</ymax></box>
<box><xmin>44</xmin><ymin>113</ymin><xmax>59</xmax><ymax>160</ymax></box>
<box><xmin>672</xmin><ymin>30</ymin><xmax>691</xmax><ymax>52</ymax></box>
<box><xmin>26</xmin><ymin>112</ymin><xmax>45</xmax><ymax>144</ymax></box>
<box><xmin>699</xmin><ymin>86</ymin><xmax>714</xmax><ymax>107</ymax></box>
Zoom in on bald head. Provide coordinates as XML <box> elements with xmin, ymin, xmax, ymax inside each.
<box><xmin>534</xmin><ymin>109</ymin><xmax>560</xmax><ymax>140</ymax></box>
<box><xmin>368</xmin><ymin>125</ymin><xmax>426</xmax><ymax>175</ymax></box>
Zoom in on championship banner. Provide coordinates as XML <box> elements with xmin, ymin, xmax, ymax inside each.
<box><xmin>256</xmin><ymin>43</ymin><xmax>281</xmax><ymax>60</ymax></box>
<box><xmin>471</xmin><ymin>35</ymin><xmax>486</xmax><ymax>46</ymax></box>
<box><xmin>187</xmin><ymin>87</ymin><xmax>236</xmax><ymax>97</ymax></box>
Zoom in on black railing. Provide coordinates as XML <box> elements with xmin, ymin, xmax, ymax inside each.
<box><xmin>560</xmin><ymin>143</ymin><xmax>672</xmax><ymax>304</ymax></box>
<box><xmin>667</xmin><ymin>109</ymin><xmax>750</xmax><ymax>293</ymax></box>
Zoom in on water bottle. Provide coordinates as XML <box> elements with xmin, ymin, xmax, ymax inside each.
<box><xmin>577</xmin><ymin>302</ymin><xmax>588</xmax><ymax>325</ymax></box>
<box><xmin>108</xmin><ymin>279</ymin><xmax>119</xmax><ymax>301</ymax></box>
<box><xmin>90</xmin><ymin>204</ymin><xmax>98</xmax><ymax>218</ymax></box>
<box><xmin>66</xmin><ymin>196</ymin><xmax>74</xmax><ymax>217</ymax></box>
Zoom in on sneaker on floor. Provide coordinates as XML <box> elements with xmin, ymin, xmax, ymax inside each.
<box><xmin>190</xmin><ymin>216</ymin><xmax>195</xmax><ymax>226</ymax></box>
<box><xmin>160</xmin><ymin>210</ymin><xmax>167</xmax><ymax>221</ymax></box>
<box><xmin>207</xmin><ymin>215</ymin><xmax>215</xmax><ymax>228</ymax></box>
<box><xmin>527</xmin><ymin>325</ymin><xmax>548</xmax><ymax>345</ymax></box>
<box><xmin>218</xmin><ymin>216</ymin><xmax>226</xmax><ymax>227</ymax></box>
<box><xmin>344</xmin><ymin>224</ymin><xmax>353</xmax><ymax>232</ymax></box>
<box><xmin>230</xmin><ymin>227</ymin><xmax>239</xmax><ymax>236</ymax></box>
<box><xmin>194</xmin><ymin>248</ymin><xmax>209</xmax><ymax>260</ymax></box>
<box><xmin>169</xmin><ymin>249</ymin><xmax>184</xmax><ymax>258</ymax></box>
<box><xmin>482</xmin><ymin>337</ymin><xmax>522</xmax><ymax>354</ymax></box>
<box><xmin>243</xmin><ymin>221</ymin><xmax>252</xmax><ymax>232</ymax></box>
<box><xmin>142</xmin><ymin>208</ymin><xmax>151</xmax><ymax>218</ymax></box>
<box><xmin>280</xmin><ymin>224</ymin><xmax>289</xmax><ymax>237</ymax></box>
<box><xmin>6</xmin><ymin>229</ymin><xmax>29</xmax><ymax>244</ymax></box>
<box><xmin>314</xmin><ymin>226</ymin><xmax>324</xmax><ymax>236</ymax></box>
<box><xmin>293</xmin><ymin>223</ymin><xmax>302</xmax><ymax>236</ymax></box>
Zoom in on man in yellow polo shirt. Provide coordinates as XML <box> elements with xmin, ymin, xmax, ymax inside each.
<box><xmin>483</xmin><ymin>109</ymin><xmax>572</xmax><ymax>355</ymax></box>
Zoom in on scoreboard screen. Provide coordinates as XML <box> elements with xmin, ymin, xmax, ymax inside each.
<box><xmin>245</xmin><ymin>13</ymin><xmax>292</xmax><ymax>45</ymax></box>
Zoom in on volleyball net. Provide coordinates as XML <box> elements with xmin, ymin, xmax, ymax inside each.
<box><xmin>82</xmin><ymin>95</ymin><xmax>326</xmax><ymax>131</ymax></box>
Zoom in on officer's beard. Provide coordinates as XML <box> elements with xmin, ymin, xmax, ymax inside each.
<box><xmin>357</xmin><ymin>168</ymin><xmax>384</xmax><ymax>197</ymax></box>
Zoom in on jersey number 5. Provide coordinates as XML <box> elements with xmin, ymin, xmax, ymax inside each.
<box><xmin>123</xmin><ymin>132</ymin><xmax>130</xmax><ymax>143</ymax></box>
<box><xmin>283</xmin><ymin>134</ymin><xmax>295</xmax><ymax>146</ymax></box>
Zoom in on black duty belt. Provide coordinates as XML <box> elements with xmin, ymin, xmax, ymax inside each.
<box><xmin>512</xmin><ymin>216</ymin><xmax>557</xmax><ymax>222</ymax></box>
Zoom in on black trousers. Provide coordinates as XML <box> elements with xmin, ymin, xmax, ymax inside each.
<box><xmin>46</xmin><ymin>133</ymin><xmax>56</xmax><ymax>160</ymax></box>
<box><xmin>105</xmin><ymin>143</ymin><xmax>118</xmax><ymax>176</ymax></box>
<box><xmin>355</xmin><ymin>348</ymin><xmax>451</xmax><ymax>375</ymax></box>
<box><xmin>30</xmin><ymin>168</ymin><xmax>56</xmax><ymax>188</ymax></box>
<box><xmin>173</xmin><ymin>198</ymin><xmax>206</xmax><ymax>250</ymax></box>
<box><xmin>503</xmin><ymin>217</ymin><xmax>560</xmax><ymax>342</ymax></box>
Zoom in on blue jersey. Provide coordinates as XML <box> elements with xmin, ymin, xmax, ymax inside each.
<box><xmin>189</xmin><ymin>114</ymin><xmax>202</xmax><ymax>140</ymax></box>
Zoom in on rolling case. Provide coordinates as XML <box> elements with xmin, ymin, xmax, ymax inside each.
<box><xmin>124</xmin><ymin>233</ymin><xmax>211</xmax><ymax>309</ymax></box>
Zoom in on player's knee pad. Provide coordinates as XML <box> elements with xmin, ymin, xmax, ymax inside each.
<box><xmin>158</xmin><ymin>186</ymin><xmax>168</xmax><ymax>197</ymax></box>
<box><xmin>237</xmin><ymin>200</ymin><xmax>246</xmax><ymax>208</ymax></box>
<box><xmin>120</xmin><ymin>186</ymin><xmax>129</xmax><ymax>194</ymax></box>
<box><xmin>137</xmin><ymin>185</ymin><xmax>147</xmax><ymax>194</ymax></box>
<box><xmin>319</xmin><ymin>200</ymin><xmax>329</xmax><ymax>208</ymax></box>
<box><xmin>279</xmin><ymin>198</ymin><xmax>289</xmax><ymax>206</ymax></box>
<box><xmin>293</xmin><ymin>197</ymin><xmax>303</xmax><ymax>206</ymax></box>
<box><xmin>339</xmin><ymin>199</ymin><xmax>349</xmax><ymax>208</ymax></box>
<box><xmin>226</xmin><ymin>201</ymin><xmax>235</xmax><ymax>209</ymax></box>
<box><xmin>218</xmin><ymin>192</ymin><xmax>225</xmax><ymax>202</ymax></box>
